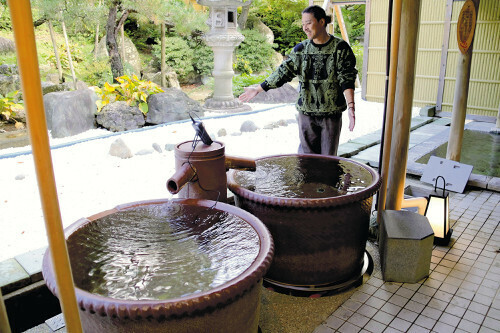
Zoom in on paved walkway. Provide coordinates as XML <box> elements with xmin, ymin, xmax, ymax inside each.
<box><xmin>313</xmin><ymin>186</ymin><xmax>500</xmax><ymax>333</ymax></box>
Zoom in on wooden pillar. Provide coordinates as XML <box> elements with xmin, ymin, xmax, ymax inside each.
<box><xmin>446</xmin><ymin>0</ymin><xmax>479</xmax><ymax>161</ymax></box>
<box><xmin>376</xmin><ymin>0</ymin><xmax>403</xmax><ymax>223</ymax></box>
<box><xmin>7</xmin><ymin>1</ymin><xmax>83</xmax><ymax>331</ymax></box>
<box><xmin>386</xmin><ymin>0</ymin><xmax>422</xmax><ymax>210</ymax></box>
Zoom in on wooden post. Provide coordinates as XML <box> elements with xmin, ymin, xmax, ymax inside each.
<box><xmin>385</xmin><ymin>0</ymin><xmax>422</xmax><ymax>211</ymax></box>
<box><xmin>7</xmin><ymin>1</ymin><xmax>83</xmax><ymax>332</ymax></box>
<box><xmin>48</xmin><ymin>20</ymin><xmax>63</xmax><ymax>83</ymax></box>
<box><xmin>161</xmin><ymin>22</ymin><xmax>166</xmax><ymax>87</ymax></box>
<box><xmin>447</xmin><ymin>0</ymin><xmax>480</xmax><ymax>161</ymax></box>
<box><xmin>0</xmin><ymin>289</ymin><xmax>10</xmax><ymax>333</ymax></box>
<box><xmin>376</xmin><ymin>0</ymin><xmax>403</xmax><ymax>223</ymax></box>
<box><xmin>333</xmin><ymin>5</ymin><xmax>361</xmax><ymax>88</ymax></box>
<box><xmin>61</xmin><ymin>17</ymin><xmax>77</xmax><ymax>89</ymax></box>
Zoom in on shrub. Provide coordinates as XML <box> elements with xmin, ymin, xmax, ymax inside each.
<box><xmin>235</xmin><ymin>29</ymin><xmax>274</xmax><ymax>74</ymax></box>
<box><xmin>351</xmin><ymin>40</ymin><xmax>363</xmax><ymax>83</ymax></box>
<box><xmin>152</xmin><ymin>36</ymin><xmax>194</xmax><ymax>81</ymax></box>
<box><xmin>0</xmin><ymin>90</ymin><xmax>24</xmax><ymax>123</ymax></box>
<box><xmin>187</xmin><ymin>36</ymin><xmax>213</xmax><ymax>78</ymax></box>
<box><xmin>79</xmin><ymin>59</ymin><xmax>113</xmax><ymax>87</ymax></box>
<box><xmin>94</xmin><ymin>75</ymin><xmax>163</xmax><ymax>115</ymax></box>
<box><xmin>232</xmin><ymin>71</ymin><xmax>271</xmax><ymax>96</ymax></box>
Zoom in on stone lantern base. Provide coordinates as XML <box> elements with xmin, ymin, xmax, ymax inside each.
<box><xmin>203</xmin><ymin>97</ymin><xmax>252</xmax><ymax>113</ymax></box>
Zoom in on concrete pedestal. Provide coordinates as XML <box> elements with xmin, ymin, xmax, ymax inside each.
<box><xmin>379</xmin><ymin>210</ymin><xmax>434</xmax><ymax>283</ymax></box>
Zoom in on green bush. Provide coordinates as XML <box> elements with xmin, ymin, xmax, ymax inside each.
<box><xmin>235</xmin><ymin>29</ymin><xmax>274</xmax><ymax>74</ymax></box>
<box><xmin>232</xmin><ymin>71</ymin><xmax>271</xmax><ymax>96</ymax></box>
<box><xmin>79</xmin><ymin>59</ymin><xmax>113</xmax><ymax>87</ymax></box>
<box><xmin>351</xmin><ymin>40</ymin><xmax>363</xmax><ymax>83</ymax></box>
<box><xmin>152</xmin><ymin>36</ymin><xmax>194</xmax><ymax>81</ymax></box>
<box><xmin>187</xmin><ymin>36</ymin><xmax>213</xmax><ymax>77</ymax></box>
<box><xmin>250</xmin><ymin>0</ymin><xmax>307</xmax><ymax>55</ymax></box>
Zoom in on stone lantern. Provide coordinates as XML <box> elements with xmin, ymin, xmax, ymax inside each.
<box><xmin>197</xmin><ymin>0</ymin><xmax>252</xmax><ymax>113</ymax></box>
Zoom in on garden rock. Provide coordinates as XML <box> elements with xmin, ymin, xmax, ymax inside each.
<box><xmin>165</xmin><ymin>143</ymin><xmax>176</xmax><ymax>151</ymax></box>
<box><xmin>96</xmin><ymin>101</ymin><xmax>145</xmax><ymax>132</ymax></box>
<box><xmin>142</xmin><ymin>71</ymin><xmax>180</xmax><ymax>89</ymax></box>
<box><xmin>109</xmin><ymin>138</ymin><xmax>133</xmax><ymax>159</ymax></box>
<box><xmin>152</xmin><ymin>142</ymin><xmax>162</xmax><ymax>153</ymax></box>
<box><xmin>135</xmin><ymin>148</ymin><xmax>154</xmax><ymax>156</ymax></box>
<box><xmin>62</xmin><ymin>80</ymin><xmax>88</xmax><ymax>91</ymax></box>
<box><xmin>240</xmin><ymin>120</ymin><xmax>259</xmax><ymax>132</ymax></box>
<box><xmin>43</xmin><ymin>88</ymin><xmax>98</xmax><ymax>138</ymax></box>
<box><xmin>0</xmin><ymin>37</ymin><xmax>15</xmax><ymax>54</ymax></box>
<box><xmin>247</xmin><ymin>83</ymin><xmax>298</xmax><ymax>104</ymax></box>
<box><xmin>95</xmin><ymin>36</ymin><xmax>141</xmax><ymax>75</ymax></box>
<box><xmin>0</xmin><ymin>74</ymin><xmax>20</xmax><ymax>97</ymax></box>
<box><xmin>217</xmin><ymin>128</ymin><xmax>227</xmax><ymax>137</ymax></box>
<box><xmin>45</xmin><ymin>73</ymin><xmax>61</xmax><ymax>84</ymax></box>
<box><xmin>0</xmin><ymin>64</ymin><xmax>17</xmax><ymax>75</ymax></box>
<box><xmin>41</xmin><ymin>81</ymin><xmax>67</xmax><ymax>95</ymax></box>
<box><xmin>146</xmin><ymin>89</ymin><xmax>204</xmax><ymax>125</ymax></box>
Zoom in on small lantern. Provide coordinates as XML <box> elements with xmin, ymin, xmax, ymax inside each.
<box><xmin>424</xmin><ymin>176</ymin><xmax>452</xmax><ymax>245</ymax></box>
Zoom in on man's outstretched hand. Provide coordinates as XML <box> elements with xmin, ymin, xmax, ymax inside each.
<box><xmin>238</xmin><ymin>86</ymin><xmax>261</xmax><ymax>103</ymax></box>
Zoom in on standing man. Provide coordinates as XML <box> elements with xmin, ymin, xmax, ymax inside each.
<box><xmin>238</xmin><ymin>5</ymin><xmax>357</xmax><ymax>156</ymax></box>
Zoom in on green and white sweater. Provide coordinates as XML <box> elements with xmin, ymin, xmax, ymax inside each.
<box><xmin>261</xmin><ymin>36</ymin><xmax>357</xmax><ymax>117</ymax></box>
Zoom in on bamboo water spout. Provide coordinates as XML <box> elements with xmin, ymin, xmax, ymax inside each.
<box><xmin>167</xmin><ymin>140</ymin><xmax>256</xmax><ymax>202</ymax></box>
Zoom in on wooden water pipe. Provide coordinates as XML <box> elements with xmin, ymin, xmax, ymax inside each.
<box><xmin>167</xmin><ymin>140</ymin><xmax>256</xmax><ymax>202</ymax></box>
<box><xmin>7</xmin><ymin>1</ymin><xmax>82</xmax><ymax>331</ymax></box>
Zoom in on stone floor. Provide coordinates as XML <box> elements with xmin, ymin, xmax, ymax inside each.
<box><xmin>313</xmin><ymin>188</ymin><xmax>500</xmax><ymax>333</ymax></box>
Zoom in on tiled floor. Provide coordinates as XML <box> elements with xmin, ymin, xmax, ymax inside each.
<box><xmin>313</xmin><ymin>189</ymin><xmax>500</xmax><ymax>333</ymax></box>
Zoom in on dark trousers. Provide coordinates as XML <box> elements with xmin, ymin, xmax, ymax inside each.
<box><xmin>297</xmin><ymin>112</ymin><xmax>342</xmax><ymax>156</ymax></box>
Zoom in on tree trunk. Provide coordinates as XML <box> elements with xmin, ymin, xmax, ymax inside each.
<box><xmin>94</xmin><ymin>23</ymin><xmax>100</xmax><ymax>60</ymax></box>
<box><xmin>121</xmin><ymin>24</ymin><xmax>126</xmax><ymax>66</ymax></box>
<box><xmin>238</xmin><ymin>4</ymin><xmax>251</xmax><ymax>29</ymax></box>
<box><xmin>161</xmin><ymin>22</ymin><xmax>166</xmax><ymax>87</ymax></box>
<box><xmin>61</xmin><ymin>17</ymin><xmax>77</xmax><ymax>89</ymax></box>
<box><xmin>106</xmin><ymin>4</ymin><xmax>123</xmax><ymax>80</ymax></box>
<box><xmin>48</xmin><ymin>20</ymin><xmax>63</xmax><ymax>83</ymax></box>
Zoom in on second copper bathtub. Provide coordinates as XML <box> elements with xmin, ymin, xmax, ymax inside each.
<box><xmin>227</xmin><ymin>154</ymin><xmax>381</xmax><ymax>289</ymax></box>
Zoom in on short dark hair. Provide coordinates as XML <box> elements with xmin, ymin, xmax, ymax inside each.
<box><xmin>302</xmin><ymin>5</ymin><xmax>332</xmax><ymax>27</ymax></box>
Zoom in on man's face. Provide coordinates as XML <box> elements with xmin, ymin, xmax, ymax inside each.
<box><xmin>302</xmin><ymin>13</ymin><xmax>324</xmax><ymax>40</ymax></box>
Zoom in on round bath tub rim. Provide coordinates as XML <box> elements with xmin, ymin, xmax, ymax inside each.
<box><xmin>227</xmin><ymin>154</ymin><xmax>382</xmax><ymax>209</ymax></box>
<box><xmin>42</xmin><ymin>198</ymin><xmax>274</xmax><ymax>321</ymax></box>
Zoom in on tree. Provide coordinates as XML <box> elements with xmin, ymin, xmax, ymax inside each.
<box><xmin>250</xmin><ymin>0</ymin><xmax>307</xmax><ymax>55</ymax></box>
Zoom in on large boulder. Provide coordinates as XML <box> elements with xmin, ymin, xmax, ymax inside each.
<box><xmin>146</xmin><ymin>89</ymin><xmax>204</xmax><ymax>125</ymax></box>
<box><xmin>0</xmin><ymin>37</ymin><xmax>15</xmax><ymax>54</ymax></box>
<box><xmin>0</xmin><ymin>75</ymin><xmax>20</xmax><ymax>97</ymax></box>
<box><xmin>43</xmin><ymin>89</ymin><xmax>98</xmax><ymax>138</ymax></box>
<box><xmin>249</xmin><ymin>17</ymin><xmax>274</xmax><ymax>44</ymax></box>
<box><xmin>95</xmin><ymin>36</ymin><xmax>141</xmax><ymax>75</ymax></box>
<box><xmin>142</xmin><ymin>71</ymin><xmax>180</xmax><ymax>89</ymax></box>
<box><xmin>96</xmin><ymin>101</ymin><xmax>145</xmax><ymax>132</ymax></box>
<box><xmin>248</xmin><ymin>83</ymin><xmax>298</xmax><ymax>104</ymax></box>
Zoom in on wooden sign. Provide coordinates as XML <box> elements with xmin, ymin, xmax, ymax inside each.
<box><xmin>457</xmin><ymin>0</ymin><xmax>477</xmax><ymax>54</ymax></box>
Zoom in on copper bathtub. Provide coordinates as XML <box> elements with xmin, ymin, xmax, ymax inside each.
<box><xmin>42</xmin><ymin>198</ymin><xmax>273</xmax><ymax>332</ymax></box>
<box><xmin>227</xmin><ymin>154</ymin><xmax>381</xmax><ymax>290</ymax></box>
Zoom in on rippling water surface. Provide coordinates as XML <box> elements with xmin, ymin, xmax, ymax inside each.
<box><xmin>67</xmin><ymin>202</ymin><xmax>260</xmax><ymax>300</ymax></box>
<box><xmin>233</xmin><ymin>156</ymin><xmax>372</xmax><ymax>198</ymax></box>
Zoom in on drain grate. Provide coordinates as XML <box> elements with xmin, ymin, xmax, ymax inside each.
<box><xmin>45</xmin><ymin>313</ymin><xmax>66</xmax><ymax>331</ymax></box>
